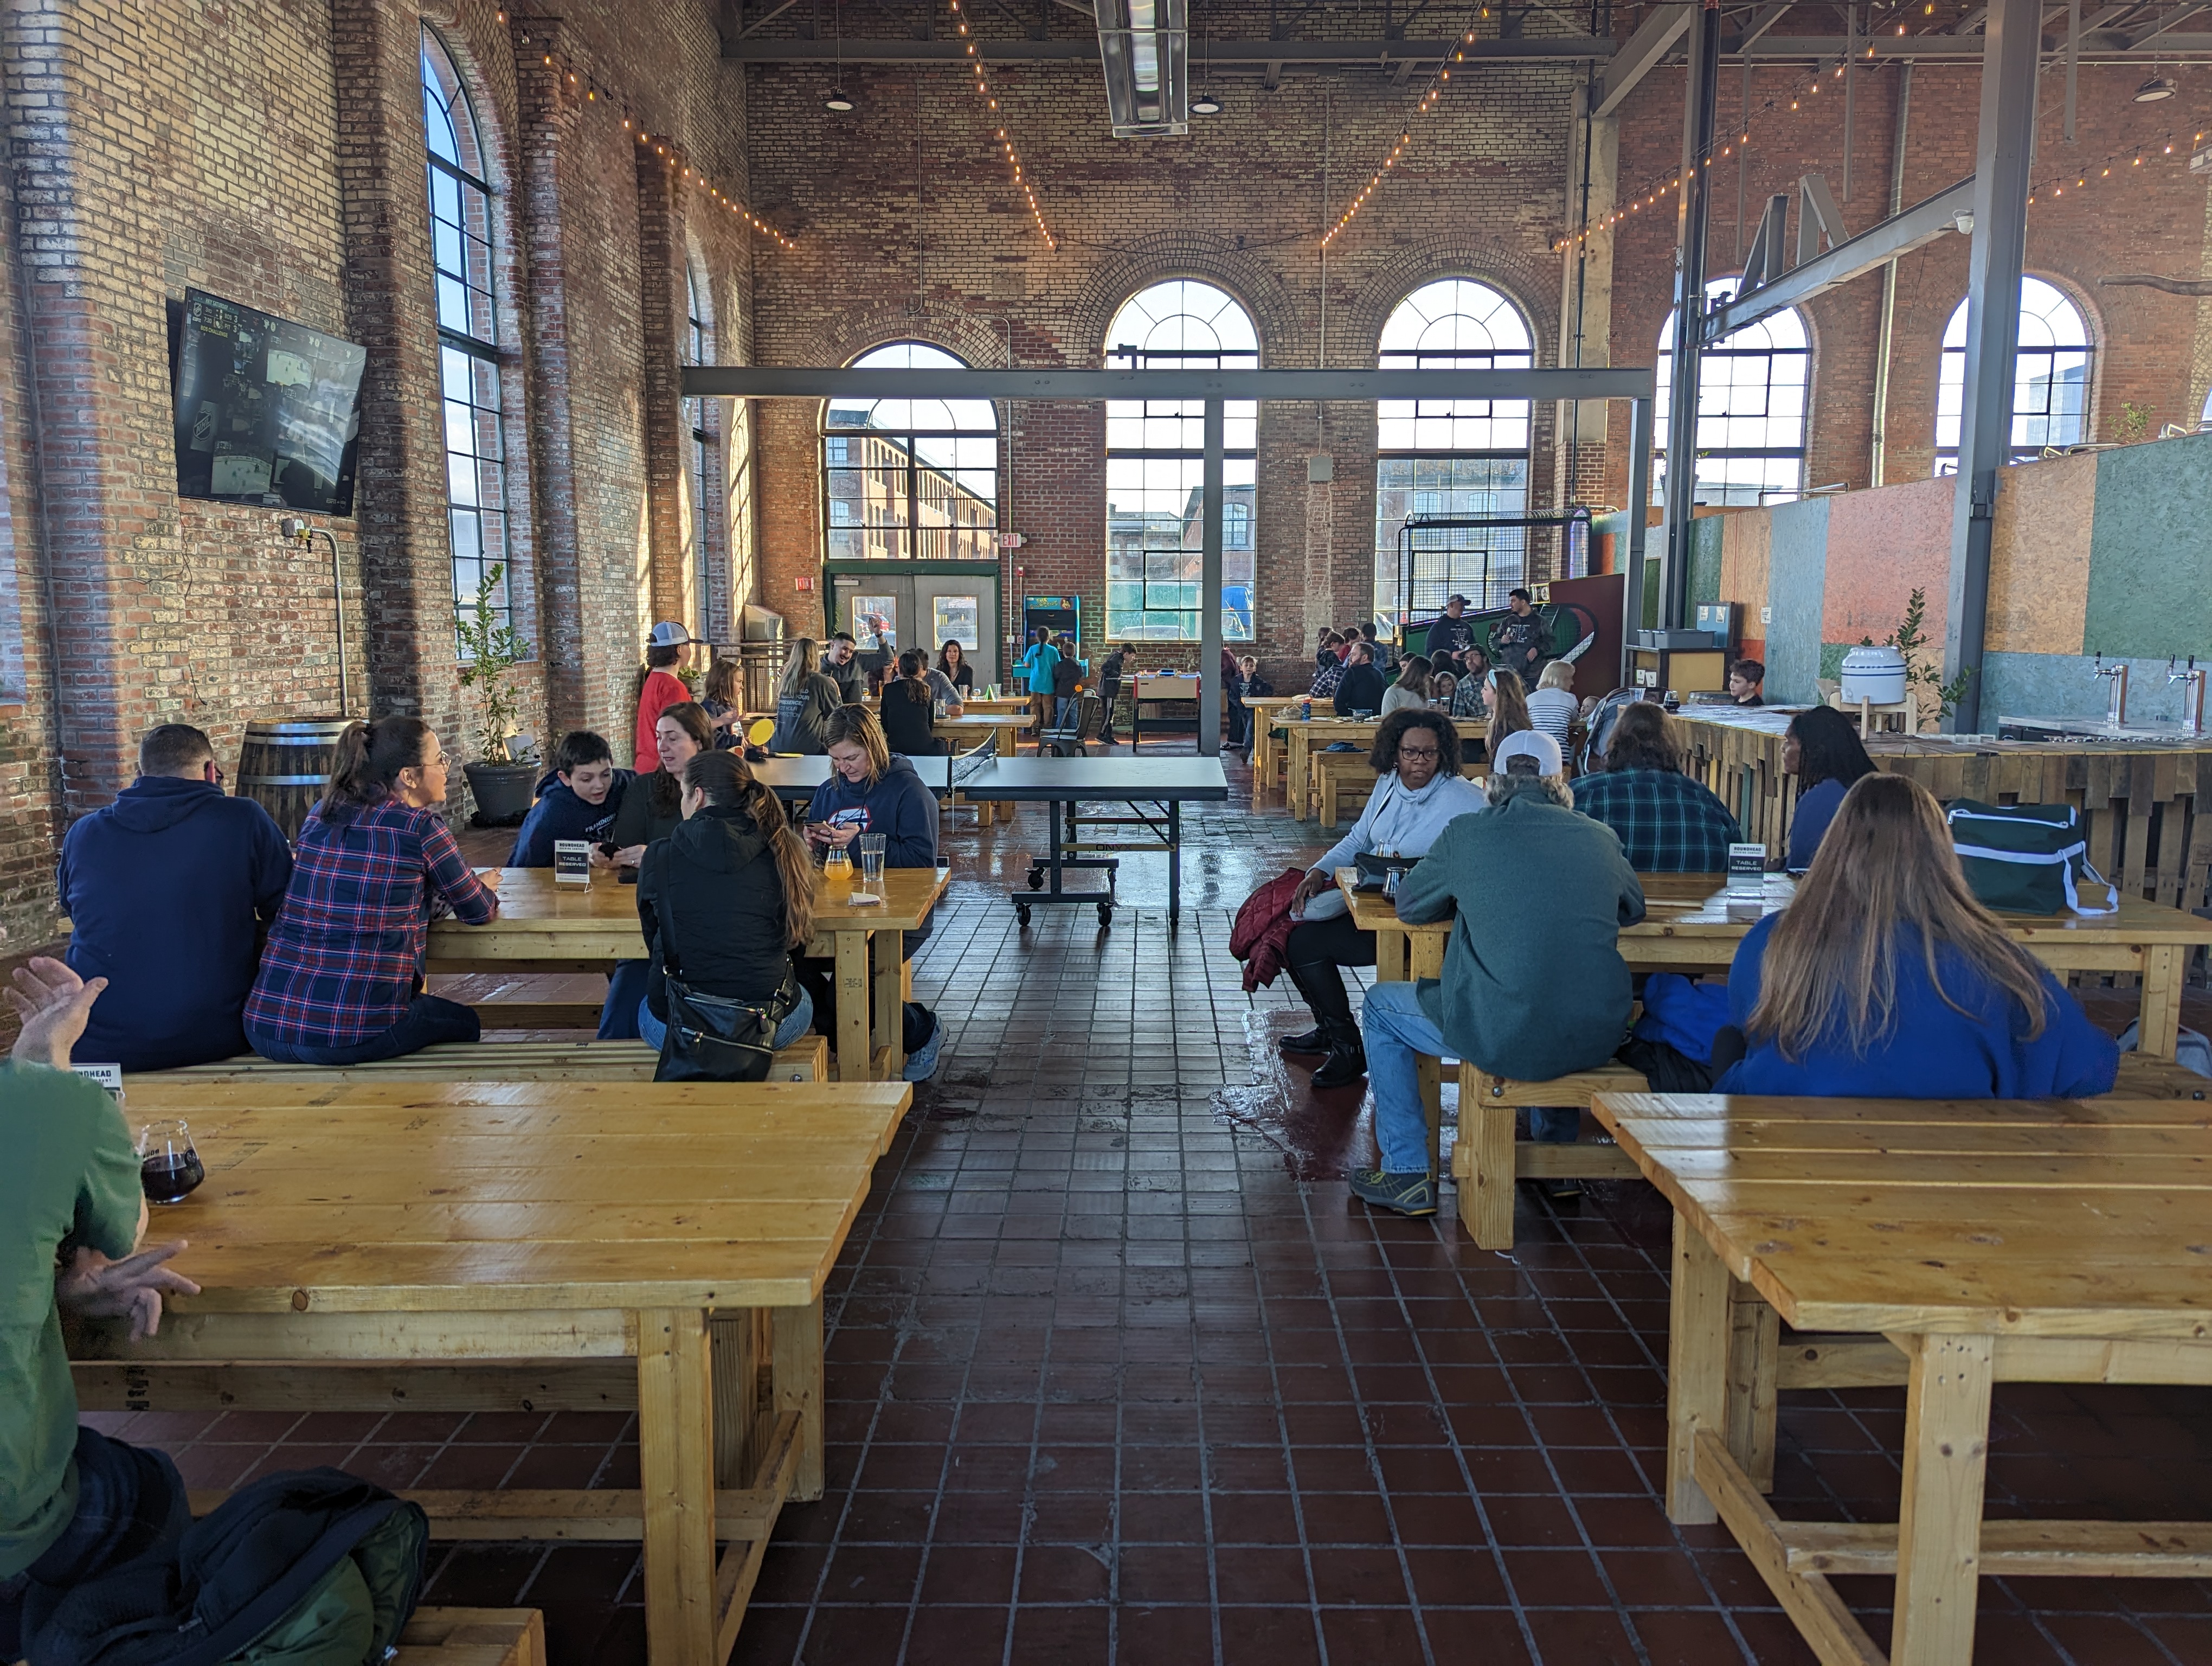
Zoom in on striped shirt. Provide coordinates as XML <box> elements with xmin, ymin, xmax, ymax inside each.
<box><xmin>246</xmin><ymin>798</ymin><xmax>497</xmax><ymax>1046</ymax></box>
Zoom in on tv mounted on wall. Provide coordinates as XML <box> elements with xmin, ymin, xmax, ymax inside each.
<box><xmin>172</xmin><ymin>288</ymin><xmax>366</xmax><ymax>516</ymax></box>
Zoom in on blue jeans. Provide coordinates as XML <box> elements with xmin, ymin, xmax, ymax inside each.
<box><xmin>0</xmin><ymin>1427</ymin><xmax>188</xmax><ymax>1658</ymax></box>
<box><xmin>248</xmin><ymin>994</ymin><xmax>480</xmax><ymax>1065</ymax></box>
<box><xmin>598</xmin><ymin>960</ymin><xmax>648</xmax><ymax>1040</ymax></box>
<box><xmin>639</xmin><ymin>985</ymin><xmax>815</xmax><ymax>1054</ymax></box>
<box><xmin>1359</xmin><ymin>982</ymin><xmax>1576</xmax><ymax>1174</ymax></box>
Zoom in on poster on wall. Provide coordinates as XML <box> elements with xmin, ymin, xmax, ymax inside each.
<box><xmin>850</xmin><ymin>595</ymin><xmax>897</xmax><ymax>649</ymax></box>
<box><xmin>932</xmin><ymin>594</ymin><xmax>979</xmax><ymax>649</ymax></box>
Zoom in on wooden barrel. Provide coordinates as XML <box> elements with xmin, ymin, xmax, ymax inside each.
<box><xmin>235</xmin><ymin>717</ymin><xmax>351</xmax><ymax>840</ymax></box>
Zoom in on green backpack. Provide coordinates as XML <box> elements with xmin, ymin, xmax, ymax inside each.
<box><xmin>1945</xmin><ymin>799</ymin><xmax>2117</xmax><ymax>917</ymax></box>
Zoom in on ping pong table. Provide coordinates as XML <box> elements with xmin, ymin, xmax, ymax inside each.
<box><xmin>753</xmin><ymin>754</ymin><xmax>1230</xmax><ymax>927</ymax></box>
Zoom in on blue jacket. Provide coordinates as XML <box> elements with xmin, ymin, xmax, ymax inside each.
<box><xmin>807</xmin><ymin>755</ymin><xmax>940</xmax><ymax>948</ymax></box>
<box><xmin>1018</xmin><ymin>640</ymin><xmax>1060</xmax><ymax>695</ymax></box>
<box><xmin>507</xmin><ymin>768</ymin><xmax>633</xmax><ymax>866</ymax></box>
<box><xmin>1715</xmin><ymin>911</ymin><xmax>2120</xmax><ymax>1099</ymax></box>
<box><xmin>59</xmin><ymin>776</ymin><xmax>293</xmax><ymax>1072</ymax></box>
<box><xmin>1786</xmin><ymin>777</ymin><xmax>1847</xmax><ymax>873</ymax></box>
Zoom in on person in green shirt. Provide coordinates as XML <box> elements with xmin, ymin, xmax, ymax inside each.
<box><xmin>1</xmin><ymin>955</ymin><xmax>198</xmax><ymax>1644</ymax></box>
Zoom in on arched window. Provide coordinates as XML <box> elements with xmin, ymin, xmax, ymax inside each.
<box><xmin>1655</xmin><ymin>276</ymin><xmax>1809</xmax><ymax>507</ymax></box>
<box><xmin>1934</xmin><ymin>277</ymin><xmax>2093</xmax><ymax>472</ymax></box>
<box><xmin>421</xmin><ymin>28</ymin><xmax>515</xmax><ymax>636</ymax></box>
<box><xmin>1373</xmin><ymin>278</ymin><xmax>1533</xmax><ymax>633</ymax></box>
<box><xmin>1105</xmin><ymin>280</ymin><xmax>1258</xmax><ymax>642</ymax></box>
<box><xmin>684</xmin><ymin>265</ymin><xmax>719</xmax><ymax>638</ymax></box>
<box><xmin>822</xmin><ymin>342</ymin><xmax>998</xmax><ymax>561</ymax></box>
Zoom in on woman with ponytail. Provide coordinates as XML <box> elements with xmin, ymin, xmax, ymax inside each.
<box><xmin>245</xmin><ymin>717</ymin><xmax>499</xmax><ymax>1064</ymax></box>
<box><xmin>632</xmin><ymin>750</ymin><xmax>818</xmax><ymax>1053</ymax></box>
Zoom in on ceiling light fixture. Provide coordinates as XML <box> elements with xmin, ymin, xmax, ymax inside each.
<box><xmin>1189</xmin><ymin>32</ymin><xmax>1221</xmax><ymax>114</ymax></box>
<box><xmin>826</xmin><ymin>0</ymin><xmax>857</xmax><ymax>113</ymax></box>
<box><xmin>2134</xmin><ymin>74</ymin><xmax>2177</xmax><ymax>102</ymax></box>
<box><xmin>1095</xmin><ymin>0</ymin><xmax>1189</xmax><ymax>137</ymax></box>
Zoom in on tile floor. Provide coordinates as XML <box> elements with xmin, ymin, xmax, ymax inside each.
<box><xmin>67</xmin><ymin>746</ymin><xmax>2212</xmax><ymax>1664</ymax></box>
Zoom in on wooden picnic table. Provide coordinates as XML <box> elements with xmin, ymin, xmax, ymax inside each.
<box><xmin>1241</xmin><ymin>695</ymin><xmax>1306</xmax><ymax>791</ymax></box>
<box><xmin>427</xmin><ymin>865</ymin><xmax>949</xmax><ymax>1081</ymax></box>
<box><xmin>1277</xmin><ymin>714</ymin><xmax>1488</xmax><ymax>821</ymax></box>
<box><xmin>67</xmin><ymin>1078</ymin><xmax>912</xmax><ymax>1666</ymax></box>
<box><xmin>1592</xmin><ymin>1089</ymin><xmax>2212</xmax><ymax>1666</ymax></box>
<box><xmin>1337</xmin><ymin>870</ymin><xmax>2212</xmax><ymax>1058</ymax></box>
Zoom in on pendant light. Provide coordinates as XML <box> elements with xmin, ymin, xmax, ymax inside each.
<box><xmin>826</xmin><ymin>0</ymin><xmax>858</xmax><ymax>113</ymax></box>
<box><xmin>1189</xmin><ymin>31</ymin><xmax>1221</xmax><ymax>114</ymax></box>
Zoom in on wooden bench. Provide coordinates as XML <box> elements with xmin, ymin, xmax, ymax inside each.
<box><xmin>395</xmin><ymin>1607</ymin><xmax>546</xmax><ymax>1666</ymax></box>
<box><xmin>1429</xmin><ymin>1048</ymin><xmax>2208</xmax><ymax>1250</ymax></box>
<box><xmin>133</xmin><ymin>1035</ymin><xmax>829</xmax><ymax>1085</ymax></box>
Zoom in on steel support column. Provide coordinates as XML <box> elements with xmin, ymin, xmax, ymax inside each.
<box><xmin>1200</xmin><ymin>398</ymin><xmax>1225</xmax><ymax>756</ymax></box>
<box><xmin>1660</xmin><ymin>0</ymin><xmax>1722</xmax><ymax>631</ymax></box>
<box><xmin>1944</xmin><ymin>0</ymin><xmax>2039</xmax><ymax>732</ymax></box>
<box><xmin>1625</xmin><ymin>397</ymin><xmax>1656</xmax><ymax>672</ymax></box>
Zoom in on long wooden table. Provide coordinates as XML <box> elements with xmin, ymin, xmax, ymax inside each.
<box><xmin>1242</xmin><ymin>695</ymin><xmax>1306</xmax><ymax>790</ymax></box>
<box><xmin>1339</xmin><ymin>870</ymin><xmax>2212</xmax><ymax>1058</ymax></box>
<box><xmin>1277</xmin><ymin>713</ymin><xmax>1488</xmax><ymax>820</ymax></box>
<box><xmin>1593</xmin><ymin>1090</ymin><xmax>2212</xmax><ymax>1666</ymax></box>
<box><xmin>67</xmin><ymin>1079</ymin><xmax>912</xmax><ymax>1666</ymax></box>
<box><xmin>427</xmin><ymin>866</ymin><xmax>948</xmax><ymax>1081</ymax></box>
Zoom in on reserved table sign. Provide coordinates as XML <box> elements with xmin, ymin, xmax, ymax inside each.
<box><xmin>554</xmin><ymin>840</ymin><xmax>593</xmax><ymax>885</ymax></box>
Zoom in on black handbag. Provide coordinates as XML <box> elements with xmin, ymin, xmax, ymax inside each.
<box><xmin>644</xmin><ymin>848</ymin><xmax>798</xmax><ymax>1083</ymax></box>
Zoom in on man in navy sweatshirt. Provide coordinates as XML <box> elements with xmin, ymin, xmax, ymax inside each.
<box><xmin>58</xmin><ymin>724</ymin><xmax>293</xmax><ymax>1072</ymax></box>
<box><xmin>507</xmin><ymin>731</ymin><xmax>632</xmax><ymax>866</ymax></box>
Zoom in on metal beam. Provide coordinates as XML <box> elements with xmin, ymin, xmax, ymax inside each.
<box><xmin>1200</xmin><ymin>400</ymin><xmax>1224</xmax><ymax>754</ymax></box>
<box><xmin>681</xmin><ymin>366</ymin><xmax>1660</xmax><ymax>400</ymax></box>
<box><xmin>1595</xmin><ymin>3</ymin><xmax>1692</xmax><ymax>116</ymax></box>
<box><xmin>1660</xmin><ymin>0</ymin><xmax>1721</xmax><ymax>635</ymax></box>
<box><xmin>1703</xmin><ymin>176</ymin><xmax>1972</xmax><ymax>340</ymax></box>
<box><xmin>722</xmin><ymin>33</ymin><xmax>1615</xmax><ymax>60</ymax></box>
<box><xmin>1739</xmin><ymin>27</ymin><xmax>2212</xmax><ymax>49</ymax></box>
<box><xmin>1945</xmin><ymin>0</ymin><xmax>2039</xmax><ymax>732</ymax></box>
<box><xmin>1725</xmin><ymin>1</ymin><xmax>1795</xmax><ymax>49</ymax></box>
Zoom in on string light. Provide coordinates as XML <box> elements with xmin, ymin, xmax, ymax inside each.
<box><xmin>505</xmin><ymin>6</ymin><xmax>793</xmax><ymax>249</ymax></box>
<box><xmin>948</xmin><ymin>0</ymin><xmax>1057</xmax><ymax>248</ymax></box>
<box><xmin>1321</xmin><ymin>5</ymin><xmax>1491</xmax><ymax>246</ymax></box>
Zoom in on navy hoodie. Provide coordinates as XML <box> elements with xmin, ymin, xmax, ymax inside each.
<box><xmin>806</xmin><ymin>754</ymin><xmax>940</xmax><ymax>947</ymax></box>
<box><xmin>59</xmin><ymin>776</ymin><xmax>293</xmax><ymax>1072</ymax></box>
<box><xmin>507</xmin><ymin>768</ymin><xmax>634</xmax><ymax>866</ymax></box>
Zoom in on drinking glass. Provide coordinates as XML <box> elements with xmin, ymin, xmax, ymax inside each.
<box><xmin>137</xmin><ymin>1118</ymin><xmax>205</xmax><ymax>1204</ymax></box>
<box><xmin>822</xmin><ymin>845</ymin><xmax>853</xmax><ymax>900</ymax></box>
<box><xmin>856</xmin><ymin>833</ymin><xmax>886</xmax><ymax>895</ymax></box>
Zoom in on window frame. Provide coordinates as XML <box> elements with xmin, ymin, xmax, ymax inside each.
<box><xmin>421</xmin><ymin>28</ymin><xmax>517</xmax><ymax>643</ymax></box>
<box><xmin>1654</xmin><ymin>275</ymin><xmax>1810</xmax><ymax>509</ymax></box>
<box><xmin>1933</xmin><ymin>275</ymin><xmax>2095</xmax><ymax>473</ymax></box>
<box><xmin>1372</xmin><ymin>278</ymin><xmax>1536</xmax><ymax>633</ymax></box>
<box><xmin>819</xmin><ymin>342</ymin><xmax>1000</xmax><ymax>563</ymax></box>
<box><xmin>684</xmin><ymin>264</ymin><xmax>719</xmax><ymax>639</ymax></box>
<box><xmin>1104</xmin><ymin>279</ymin><xmax>1259</xmax><ymax>643</ymax></box>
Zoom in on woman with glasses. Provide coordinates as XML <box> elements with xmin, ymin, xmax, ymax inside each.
<box><xmin>245</xmin><ymin>716</ymin><xmax>500</xmax><ymax>1065</ymax></box>
<box><xmin>1279</xmin><ymin>709</ymin><xmax>1486</xmax><ymax>1090</ymax></box>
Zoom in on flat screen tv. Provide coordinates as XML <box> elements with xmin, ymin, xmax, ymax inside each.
<box><xmin>172</xmin><ymin>288</ymin><xmax>366</xmax><ymax>516</ymax></box>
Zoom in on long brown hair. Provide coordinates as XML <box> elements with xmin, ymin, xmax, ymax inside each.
<box><xmin>703</xmin><ymin>658</ymin><xmax>740</xmax><ymax>708</ymax></box>
<box><xmin>683</xmin><ymin>751</ymin><xmax>816</xmax><ymax>948</ymax></box>
<box><xmin>1605</xmin><ymin>702</ymin><xmax>1683</xmax><ymax>773</ymax></box>
<box><xmin>647</xmin><ymin>702</ymin><xmax>716</xmax><ymax>818</ymax></box>
<box><xmin>1747</xmin><ymin>773</ymin><xmax>2053</xmax><ymax>1059</ymax></box>
<box><xmin>1394</xmin><ymin>655</ymin><xmax>1434</xmax><ymax>701</ymax></box>
<box><xmin>780</xmin><ymin>637</ymin><xmax>822</xmax><ymax>695</ymax></box>
<box><xmin>1484</xmin><ymin>669</ymin><xmax>1531</xmax><ymax>745</ymax></box>
<box><xmin>321</xmin><ymin>717</ymin><xmax>434</xmax><ymax>817</ymax></box>
<box><xmin>822</xmin><ymin>704</ymin><xmax>890</xmax><ymax>781</ymax></box>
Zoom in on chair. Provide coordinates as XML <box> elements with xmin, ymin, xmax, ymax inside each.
<box><xmin>1041</xmin><ymin>691</ymin><xmax>1103</xmax><ymax>757</ymax></box>
<box><xmin>946</xmin><ymin>733</ymin><xmax>1000</xmax><ymax>828</ymax></box>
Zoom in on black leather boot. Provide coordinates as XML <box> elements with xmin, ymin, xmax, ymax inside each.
<box><xmin>1279</xmin><ymin>1026</ymin><xmax>1329</xmax><ymax>1055</ymax></box>
<box><xmin>1310</xmin><ymin>1034</ymin><xmax>1368</xmax><ymax>1090</ymax></box>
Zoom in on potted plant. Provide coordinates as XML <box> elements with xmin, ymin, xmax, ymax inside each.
<box><xmin>455</xmin><ymin>563</ymin><xmax>539</xmax><ymax>826</ymax></box>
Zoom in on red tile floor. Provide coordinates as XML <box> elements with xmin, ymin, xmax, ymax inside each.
<box><xmin>57</xmin><ymin>746</ymin><xmax>2212</xmax><ymax>1664</ymax></box>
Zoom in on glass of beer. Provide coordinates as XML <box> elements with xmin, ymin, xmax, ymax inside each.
<box><xmin>137</xmin><ymin>1119</ymin><xmax>205</xmax><ymax>1204</ymax></box>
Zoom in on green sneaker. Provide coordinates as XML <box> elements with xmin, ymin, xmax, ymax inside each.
<box><xmin>1349</xmin><ymin>1168</ymin><xmax>1437</xmax><ymax>1217</ymax></box>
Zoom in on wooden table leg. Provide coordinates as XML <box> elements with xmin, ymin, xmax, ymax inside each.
<box><xmin>1666</xmin><ymin>1212</ymin><xmax>1732</xmax><ymax>1525</ymax></box>
<box><xmin>1374</xmin><ymin>926</ymin><xmax>1411</xmax><ymax>983</ymax></box>
<box><xmin>873</xmin><ymin>935</ymin><xmax>905</xmax><ymax>1079</ymax></box>
<box><xmin>1726</xmin><ymin>1284</ymin><xmax>1780</xmax><ymax>1494</ymax></box>
<box><xmin>772</xmin><ymin>1302</ymin><xmax>826</xmax><ymax>1502</ymax></box>
<box><xmin>2139</xmin><ymin>943</ymin><xmax>2185</xmax><ymax>1059</ymax></box>
<box><xmin>833</xmin><ymin>928</ymin><xmax>870</xmax><ymax>1084</ymax></box>
<box><xmin>1891</xmin><ymin>1331</ymin><xmax>1995</xmax><ymax>1666</ymax></box>
<box><xmin>636</xmin><ymin>1308</ymin><xmax>717</xmax><ymax>1666</ymax></box>
<box><xmin>1288</xmin><ymin>736</ymin><xmax>1308</xmax><ymax>821</ymax></box>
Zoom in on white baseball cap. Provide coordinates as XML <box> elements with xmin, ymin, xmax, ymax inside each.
<box><xmin>1489</xmin><ymin>729</ymin><xmax>1563</xmax><ymax>777</ymax></box>
<box><xmin>647</xmin><ymin>621</ymin><xmax>691</xmax><ymax>648</ymax></box>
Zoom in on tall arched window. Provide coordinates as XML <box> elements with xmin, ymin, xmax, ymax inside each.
<box><xmin>1373</xmin><ymin>279</ymin><xmax>1533</xmax><ymax>633</ymax></box>
<box><xmin>684</xmin><ymin>264</ymin><xmax>719</xmax><ymax>638</ymax></box>
<box><xmin>421</xmin><ymin>29</ymin><xmax>514</xmax><ymax>635</ymax></box>
<box><xmin>1934</xmin><ymin>277</ymin><xmax>2093</xmax><ymax>472</ymax></box>
<box><xmin>1105</xmin><ymin>280</ymin><xmax>1258</xmax><ymax>642</ymax></box>
<box><xmin>1655</xmin><ymin>276</ymin><xmax>1809</xmax><ymax>507</ymax></box>
<box><xmin>822</xmin><ymin>342</ymin><xmax>998</xmax><ymax>561</ymax></box>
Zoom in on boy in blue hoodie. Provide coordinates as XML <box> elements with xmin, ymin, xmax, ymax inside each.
<box><xmin>507</xmin><ymin>731</ymin><xmax>633</xmax><ymax>867</ymax></box>
<box><xmin>801</xmin><ymin>707</ymin><xmax>944</xmax><ymax>1079</ymax></box>
<box><xmin>58</xmin><ymin>724</ymin><xmax>293</xmax><ymax>1072</ymax></box>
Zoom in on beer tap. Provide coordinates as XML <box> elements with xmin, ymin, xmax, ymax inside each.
<box><xmin>2169</xmin><ymin>656</ymin><xmax>2206</xmax><ymax>735</ymax></box>
<box><xmin>2090</xmin><ymin>653</ymin><xmax>2129</xmax><ymax>728</ymax></box>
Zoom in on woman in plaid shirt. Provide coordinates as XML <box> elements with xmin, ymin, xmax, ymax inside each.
<box><xmin>245</xmin><ymin>717</ymin><xmax>500</xmax><ymax>1065</ymax></box>
<box><xmin>1571</xmin><ymin>702</ymin><xmax>1743</xmax><ymax>872</ymax></box>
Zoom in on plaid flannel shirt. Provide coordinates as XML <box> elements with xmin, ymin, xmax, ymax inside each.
<box><xmin>1572</xmin><ymin>768</ymin><xmax>1743</xmax><ymax>874</ymax></box>
<box><xmin>246</xmin><ymin>798</ymin><xmax>497</xmax><ymax>1046</ymax></box>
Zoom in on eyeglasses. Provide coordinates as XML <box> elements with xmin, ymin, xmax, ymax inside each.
<box><xmin>1397</xmin><ymin>744</ymin><xmax>1441</xmax><ymax>760</ymax></box>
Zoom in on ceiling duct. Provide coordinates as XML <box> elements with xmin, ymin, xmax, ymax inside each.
<box><xmin>1095</xmin><ymin>0</ymin><xmax>1189</xmax><ymax>136</ymax></box>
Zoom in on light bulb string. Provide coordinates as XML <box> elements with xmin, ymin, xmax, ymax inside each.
<box><xmin>496</xmin><ymin>6</ymin><xmax>794</xmax><ymax>248</ymax></box>
<box><xmin>1319</xmin><ymin>0</ymin><xmax>1496</xmax><ymax>247</ymax></box>
<box><xmin>949</xmin><ymin>0</ymin><xmax>1060</xmax><ymax>249</ymax></box>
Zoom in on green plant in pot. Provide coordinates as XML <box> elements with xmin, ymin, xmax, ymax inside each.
<box><xmin>455</xmin><ymin>563</ymin><xmax>539</xmax><ymax>827</ymax></box>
